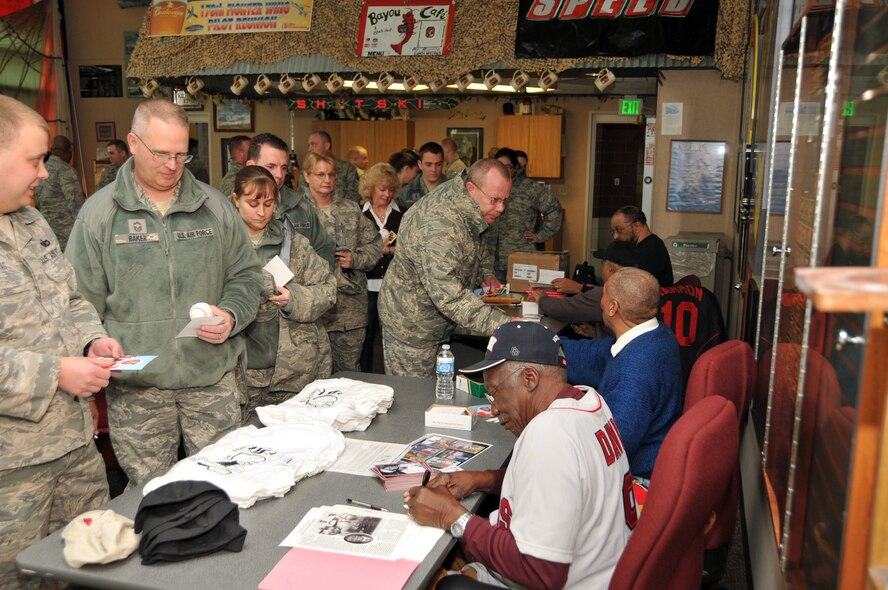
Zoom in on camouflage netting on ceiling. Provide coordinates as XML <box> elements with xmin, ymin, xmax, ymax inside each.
<box><xmin>128</xmin><ymin>0</ymin><xmax>748</xmax><ymax>81</ymax></box>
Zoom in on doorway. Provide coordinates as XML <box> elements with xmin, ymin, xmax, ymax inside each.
<box><xmin>586</xmin><ymin>117</ymin><xmax>646</xmax><ymax>254</ymax></box>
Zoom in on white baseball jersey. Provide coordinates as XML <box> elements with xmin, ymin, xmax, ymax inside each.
<box><xmin>488</xmin><ymin>385</ymin><xmax>636</xmax><ymax>588</ymax></box>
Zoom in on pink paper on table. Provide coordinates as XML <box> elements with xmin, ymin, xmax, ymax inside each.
<box><xmin>259</xmin><ymin>548</ymin><xmax>419</xmax><ymax>590</ymax></box>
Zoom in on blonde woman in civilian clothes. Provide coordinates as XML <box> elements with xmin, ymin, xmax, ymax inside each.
<box><xmin>359</xmin><ymin>163</ymin><xmax>403</xmax><ymax>373</ymax></box>
<box><xmin>232</xmin><ymin>166</ymin><xmax>337</xmax><ymax>419</ymax></box>
<box><xmin>302</xmin><ymin>151</ymin><xmax>384</xmax><ymax>373</ymax></box>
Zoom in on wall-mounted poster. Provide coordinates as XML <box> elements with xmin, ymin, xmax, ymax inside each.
<box><xmin>666</xmin><ymin>141</ymin><xmax>726</xmax><ymax>213</ymax></box>
<box><xmin>356</xmin><ymin>0</ymin><xmax>455</xmax><ymax>57</ymax></box>
<box><xmin>214</xmin><ymin>99</ymin><xmax>254</xmax><ymax>132</ymax></box>
<box><xmin>447</xmin><ymin>128</ymin><xmax>482</xmax><ymax>166</ymax></box>
<box><xmin>147</xmin><ymin>0</ymin><xmax>314</xmax><ymax>37</ymax></box>
<box><xmin>95</xmin><ymin>122</ymin><xmax>116</xmax><ymax>142</ymax></box>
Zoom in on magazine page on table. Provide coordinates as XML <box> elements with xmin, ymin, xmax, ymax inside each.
<box><xmin>280</xmin><ymin>504</ymin><xmax>443</xmax><ymax>562</ymax></box>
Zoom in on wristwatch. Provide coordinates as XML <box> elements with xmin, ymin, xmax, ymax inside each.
<box><xmin>450</xmin><ymin>511</ymin><xmax>472</xmax><ymax>539</ymax></box>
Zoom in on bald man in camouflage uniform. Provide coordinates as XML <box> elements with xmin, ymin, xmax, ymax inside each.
<box><xmin>0</xmin><ymin>96</ymin><xmax>122</xmax><ymax>590</ymax></box>
<box><xmin>487</xmin><ymin>148</ymin><xmax>563</xmax><ymax>282</ymax></box>
<box><xmin>33</xmin><ymin>135</ymin><xmax>86</xmax><ymax>250</ymax></box>
<box><xmin>379</xmin><ymin>160</ymin><xmax>511</xmax><ymax>377</ymax></box>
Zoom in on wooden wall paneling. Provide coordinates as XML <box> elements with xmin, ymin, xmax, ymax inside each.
<box><xmin>497</xmin><ymin>115</ymin><xmax>562</xmax><ymax>178</ymax></box>
<box><xmin>372</xmin><ymin>120</ymin><xmax>414</xmax><ymax>166</ymax></box>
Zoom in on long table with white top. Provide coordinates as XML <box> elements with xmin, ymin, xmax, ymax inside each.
<box><xmin>17</xmin><ymin>372</ymin><xmax>515</xmax><ymax>590</ymax></box>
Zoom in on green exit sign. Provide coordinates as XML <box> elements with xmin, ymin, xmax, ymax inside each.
<box><xmin>621</xmin><ymin>99</ymin><xmax>641</xmax><ymax>116</ymax></box>
<box><xmin>843</xmin><ymin>101</ymin><xmax>855</xmax><ymax>116</ymax></box>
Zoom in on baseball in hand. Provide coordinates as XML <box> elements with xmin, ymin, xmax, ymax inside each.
<box><xmin>190</xmin><ymin>302</ymin><xmax>213</xmax><ymax>319</ymax></box>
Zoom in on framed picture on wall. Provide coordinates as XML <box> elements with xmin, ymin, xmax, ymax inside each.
<box><xmin>447</xmin><ymin>128</ymin><xmax>483</xmax><ymax>166</ymax></box>
<box><xmin>666</xmin><ymin>140</ymin><xmax>727</xmax><ymax>213</ymax></box>
<box><xmin>214</xmin><ymin>99</ymin><xmax>254</xmax><ymax>132</ymax></box>
<box><xmin>95</xmin><ymin>122</ymin><xmax>116</xmax><ymax>142</ymax></box>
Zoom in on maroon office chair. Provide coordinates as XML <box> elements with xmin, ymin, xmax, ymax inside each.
<box><xmin>684</xmin><ymin>339</ymin><xmax>754</xmax><ymax>420</ymax></box>
<box><xmin>682</xmin><ymin>340</ymin><xmax>754</xmax><ymax>583</ymax></box>
<box><xmin>609</xmin><ymin>396</ymin><xmax>739</xmax><ymax>590</ymax></box>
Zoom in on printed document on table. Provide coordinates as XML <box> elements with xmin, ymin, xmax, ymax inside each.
<box><xmin>281</xmin><ymin>504</ymin><xmax>443</xmax><ymax>561</ymax></box>
<box><xmin>326</xmin><ymin>439</ymin><xmax>406</xmax><ymax>477</ymax></box>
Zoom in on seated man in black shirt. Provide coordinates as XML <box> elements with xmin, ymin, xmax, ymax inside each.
<box><xmin>610</xmin><ymin>205</ymin><xmax>673</xmax><ymax>286</ymax></box>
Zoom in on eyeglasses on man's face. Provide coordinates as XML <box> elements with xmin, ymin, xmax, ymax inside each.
<box><xmin>483</xmin><ymin>366</ymin><xmax>523</xmax><ymax>404</ymax></box>
<box><xmin>470</xmin><ymin>182</ymin><xmax>509</xmax><ymax>207</ymax></box>
<box><xmin>133</xmin><ymin>133</ymin><xmax>193</xmax><ymax>165</ymax></box>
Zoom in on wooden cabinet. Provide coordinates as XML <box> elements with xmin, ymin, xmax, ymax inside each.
<box><xmin>310</xmin><ymin>120</ymin><xmax>414</xmax><ymax>166</ymax></box>
<box><xmin>497</xmin><ymin>115</ymin><xmax>563</xmax><ymax>178</ymax></box>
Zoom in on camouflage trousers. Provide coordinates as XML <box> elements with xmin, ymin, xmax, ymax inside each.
<box><xmin>106</xmin><ymin>370</ymin><xmax>241</xmax><ymax>487</ymax></box>
<box><xmin>0</xmin><ymin>444</ymin><xmax>108</xmax><ymax>590</ymax></box>
<box><xmin>328</xmin><ymin>328</ymin><xmax>365</xmax><ymax>374</ymax></box>
<box><xmin>381</xmin><ymin>327</ymin><xmax>438</xmax><ymax>378</ymax></box>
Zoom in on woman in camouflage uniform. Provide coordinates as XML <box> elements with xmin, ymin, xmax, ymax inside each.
<box><xmin>232</xmin><ymin>166</ymin><xmax>337</xmax><ymax>420</ymax></box>
<box><xmin>302</xmin><ymin>152</ymin><xmax>384</xmax><ymax>373</ymax></box>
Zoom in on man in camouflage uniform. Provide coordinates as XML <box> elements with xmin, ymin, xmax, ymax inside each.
<box><xmin>246</xmin><ymin>133</ymin><xmax>335</xmax><ymax>265</ymax></box>
<box><xmin>0</xmin><ymin>95</ymin><xmax>123</xmax><ymax>590</ymax></box>
<box><xmin>379</xmin><ymin>159</ymin><xmax>511</xmax><ymax>377</ymax></box>
<box><xmin>185</xmin><ymin>138</ymin><xmax>210</xmax><ymax>184</ymax></box>
<box><xmin>96</xmin><ymin>139</ymin><xmax>129</xmax><ymax>191</ymax></box>
<box><xmin>348</xmin><ymin>145</ymin><xmax>369</xmax><ymax>177</ymax></box>
<box><xmin>66</xmin><ymin>100</ymin><xmax>262</xmax><ymax>486</ymax></box>
<box><xmin>218</xmin><ymin>134</ymin><xmax>251</xmax><ymax>197</ymax></box>
<box><xmin>395</xmin><ymin>141</ymin><xmax>445</xmax><ymax>210</ymax></box>
<box><xmin>33</xmin><ymin>135</ymin><xmax>86</xmax><ymax>249</ymax></box>
<box><xmin>487</xmin><ymin>148</ymin><xmax>563</xmax><ymax>282</ymax></box>
<box><xmin>441</xmin><ymin>136</ymin><xmax>468</xmax><ymax>178</ymax></box>
<box><xmin>295</xmin><ymin>131</ymin><xmax>361</xmax><ymax>203</ymax></box>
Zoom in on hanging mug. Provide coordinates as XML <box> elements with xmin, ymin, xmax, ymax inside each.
<box><xmin>185</xmin><ymin>76</ymin><xmax>204</xmax><ymax>97</ymax></box>
<box><xmin>254</xmin><ymin>74</ymin><xmax>271</xmax><ymax>95</ymax></box>
<box><xmin>279</xmin><ymin>73</ymin><xmax>296</xmax><ymax>95</ymax></box>
<box><xmin>483</xmin><ymin>70</ymin><xmax>502</xmax><ymax>91</ymax></box>
<box><xmin>377</xmin><ymin>72</ymin><xmax>395</xmax><ymax>92</ymax></box>
<box><xmin>326</xmin><ymin>73</ymin><xmax>343</xmax><ymax>93</ymax></box>
<box><xmin>594</xmin><ymin>68</ymin><xmax>616</xmax><ymax>92</ymax></box>
<box><xmin>352</xmin><ymin>73</ymin><xmax>370</xmax><ymax>93</ymax></box>
<box><xmin>455</xmin><ymin>72</ymin><xmax>474</xmax><ymax>92</ymax></box>
<box><xmin>510</xmin><ymin>70</ymin><xmax>529</xmax><ymax>91</ymax></box>
<box><xmin>539</xmin><ymin>70</ymin><xmax>559</xmax><ymax>90</ymax></box>
<box><xmin>139</xmin><ymin>78</ymin><xmax>159</xmax><ymax>98</ymax></box>
<box><xmin>230</xmin><ymin>75</ymin><xmax>249</xmax><ymax>96</ymax></box>
<box><xmin>428</xmin><ymin>78</ymin><xmax>448</xmax><ymax>93</ymax></box>
<box><xmin>302</xmin><ymin>74</ymin><xmax>320</xmax><ymax>93</ymax></box>
<box><xmin>404</xmin><ymin>75</ymin><xmax>420</xmax><ymax>91</ymax></box>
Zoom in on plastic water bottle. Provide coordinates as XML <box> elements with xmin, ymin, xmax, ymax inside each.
<box><xmin>435</xmin><ymin>344</ymin><xmax>455</xmax><ymax>401</ymax></box>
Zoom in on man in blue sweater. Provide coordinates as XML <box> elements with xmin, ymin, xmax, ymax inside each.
<box><xmin>561</xmin><ymin>267</ymin><xmax>682</xmax><ymax>480</ymax></box>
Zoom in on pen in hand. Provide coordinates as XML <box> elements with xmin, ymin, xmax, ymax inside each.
<box><xmin>422</xmin><ymin>470</ymin><xmax>431</xmax><ymax>487</ymax></box>
<box><xmin>346</xmin><ymin>498</ymin><xmax>389</xmax><ymax>512</ymax></box>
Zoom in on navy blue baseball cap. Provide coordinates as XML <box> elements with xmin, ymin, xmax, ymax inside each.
<box><xmin>459</xmin><ymin>321</ymin><xmax>567</xmax><ymax>377</ymax></box>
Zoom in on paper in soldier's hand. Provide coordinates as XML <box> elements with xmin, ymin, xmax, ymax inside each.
<box><xmin>176</xmin><ymin>316</ymin><xmax>223</xmax><ymax>338</ymax></box>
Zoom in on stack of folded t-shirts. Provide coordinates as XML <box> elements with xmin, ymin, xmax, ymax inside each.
<box><xmin>256</xmin><ymin>377</ymin><xmax>394</xmax><ymax>431</ymax></box>
<box><xmin>142</xmin><ymin>423</ymin><xmax>345</xmax><ymax>508</ymax></box>
<box><xmin>134</xmin><ymin>481</ymin><xmax>246</xmax><ymax>565</ymax></box>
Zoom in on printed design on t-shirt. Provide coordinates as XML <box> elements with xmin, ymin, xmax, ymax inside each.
<box><xmin>497</xmin><ymin>498</ymin><xmax>512</xmax><ymax>530</ymax></box>
<box><xmin>299</xmin><ymin>386</ymin><xmax>343</xmax><ymax>408</ymax></box>
<box><xmin>196</xmin><ymin>445</ymin><xmax>276</xmax><ymax>475</ymax></box>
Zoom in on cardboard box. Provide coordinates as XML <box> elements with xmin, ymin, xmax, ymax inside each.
<box><xmin>456</xmin><ymin>375</ymin><xmax>488</xmax><ymax>398</ymax></box>
<box><xmin>425</xmin><ymin>405</ymin><xmax>477</xmax><ymax>431</ymax></box>
<box><xmin>507</xmin><ymin>251</ymin><xmax>570</xmax><ymax>293</ymax></box>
